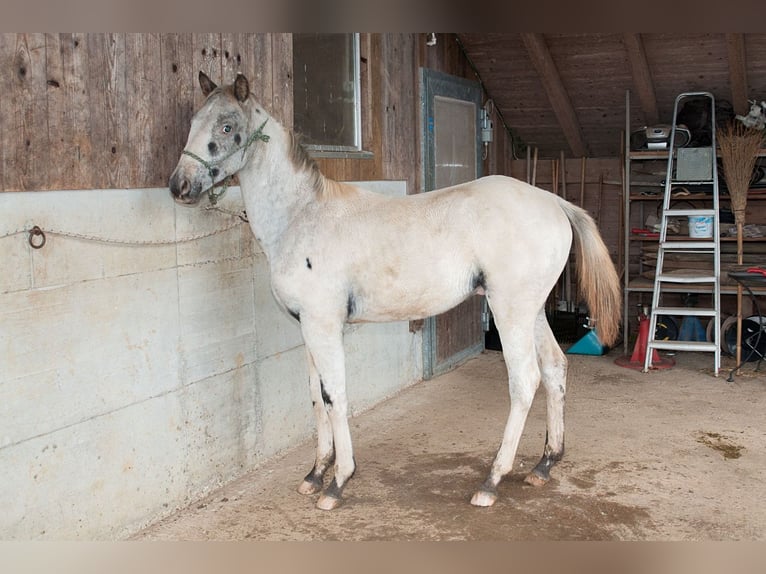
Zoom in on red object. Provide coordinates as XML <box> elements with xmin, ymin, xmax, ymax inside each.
<box><xmin>615</xmin><ymin>310</ymin><xmax>675</xmax><ymax>370</ymax></box>
<box><xmin>630</xmin><ymin>312</ymin><xmax>661</xmax><ymax>363</ymax></box>
<box><xmin>745</xmin><ymin>267</ymin><xmax>766</xmax><ymax>276</ymax></box>
<box><xmin>631</xmin><ymin>227</ymin><xmax>660</xmax><ymax>238</ymax></box>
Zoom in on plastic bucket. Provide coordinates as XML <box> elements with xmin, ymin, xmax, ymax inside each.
<box><xmin>688</xmin><ymin>215</ymin><xmax>713</xmax><ymax>238</ymax></box>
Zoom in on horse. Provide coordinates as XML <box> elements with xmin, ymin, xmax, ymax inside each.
<box><xmin>169</xmin><ymin>72</ymin><xmax>621</xmax><ymax>511</ymax></box>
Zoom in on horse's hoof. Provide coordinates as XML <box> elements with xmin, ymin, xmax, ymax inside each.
<box><xmin>316</xmin><ymin>494</ymin><xmax>342</xmax><ymax>511</ymax></box>
<box><xmin>523</xmin><ymin>472</ymin><xmax>548</xmax><ymax>487</ymax></box>
<box><xmin>470</xmin><ymin>489</ymin><xmax>497</xmax><ymax>507</ymax></box>
<box><xmin>298</xmin><ymin>479</ymin><xmax>322</xmax><ymax>495</ymax></box>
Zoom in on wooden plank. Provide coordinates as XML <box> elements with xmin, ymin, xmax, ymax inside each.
<box><xmin>98</xmin><ymin>33</ymin><xmax>129</xmax><ymax>189</ymax></box>
<box><xmin>3</xmin><ymin>33</ymin><xmax>48</xmax><ymax>191</ymax></box>
<box><xmin>270</xmin><ymin>34</ymin><xmax>293</xmax><ymax>128</ymax></box>
<box><xmin>160</xmin><ymin>34</ymin><xmax>194</xmax><ymax>182</ymax></box>
<box><xmin>84</xmin><ymin>33</ymin><xmax>109</xmax><ymax>190</ymax></box>
<box><xmin>126</xmin><ymin>33</ymin><xmax>163</xmax><ymax>188</ymax></box>
<box><xmin>521</xmin><ymin>33</ymin><xmax>587</xmax><ymax>158</ymax></box>
<box><xmin>623</xmin><ymin>33</ymin><xmax>659</xmax><ymax>125</ymax></box>
<box><xmin>192</xmin><ymin>33</ymin><xmax>222</xmax><ymax>110</ymax></box>
<box><xmin>46</xmin><ymin>33</ymin><xmax>92</xmax><ymax>190</ymax></box>
<box><xmin>0</xmin><ymin>34</ymin><xmax>9</xmax><ymax>190</ymax></box>
<box><xmin>726</xmin><ymin>33</ymin><xmax>749</xmax><ymax>116</ymax></box>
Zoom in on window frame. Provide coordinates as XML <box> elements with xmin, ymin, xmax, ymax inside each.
<box><xmin>292</xmin><ymin>33</ymin><xmax>367</xmax><ymax>158</ymax></box>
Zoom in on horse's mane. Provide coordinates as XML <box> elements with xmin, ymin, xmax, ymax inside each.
<box><xmin>288</xmin><ymin>132</ymin><xmax>354</xmax><ymax>201</ymax></box>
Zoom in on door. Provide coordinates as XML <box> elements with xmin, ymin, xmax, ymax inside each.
<box><xmin>421</xmin><ymin>68</ymin><xmax>484</xmax><ymax>379</ymax></box>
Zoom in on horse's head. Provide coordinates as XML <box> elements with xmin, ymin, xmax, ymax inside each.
<box><xmin>170</xmin><ymin>71</ymin><xmax>266</xmax><ymax>205</ymax></box>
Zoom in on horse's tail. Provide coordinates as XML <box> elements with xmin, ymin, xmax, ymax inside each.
<box><xmin>558</xmin><ymin>198</ymin><xmax>621</xmax><ymax>347</ymax></box>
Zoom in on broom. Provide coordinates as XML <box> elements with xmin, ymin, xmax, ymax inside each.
<box><xmin>717</xmin><ymin>122</ymin><xmax>764</xmax><ymax>368</ymax></box>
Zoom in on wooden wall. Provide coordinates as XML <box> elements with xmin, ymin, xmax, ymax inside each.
<box><xmin>0</xmin><ymin>33</ymin><xmax>494</xmax><ymax>195</ymax></box>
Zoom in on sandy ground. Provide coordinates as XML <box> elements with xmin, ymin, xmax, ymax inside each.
<box><xmin>135</xmin><ymin>349</ymin><xmax>766</xmax><ymax>541</ymax></box>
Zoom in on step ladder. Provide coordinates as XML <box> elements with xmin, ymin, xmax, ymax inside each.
<box><xmin>644</xmin><ymin>92</ymin><xmax>721</xmax><ymax>375</ymax></box>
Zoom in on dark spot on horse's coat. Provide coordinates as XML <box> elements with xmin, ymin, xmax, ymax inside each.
<box><xmin>320</xmin><ymin>379</ymin><xmax>333</xmax><ymax>407</ymax></box>
<box><xmin>201</xmin><ymin>48</ymin><xmax>207</xmax><ymax>56</ymax></box>
<box><xmin>111</xmin><ymin>146</ymin><xmax>117</xmax><ymax>154</ymax></box>
<box><xmin>224</xmin><ymin>50</ymin><xmax>230</xmax><ymax>59</ymax></box>
<box><xmin>234</xmin><ymin>133</ymin><xmax>242</xmax><ymax>145</ymax></box>
<box><xmin>236</xmin><ymin>54</ymin><xmax>242</xmax><ymax>64</ymax></box>
<box><xmin>306</xmin><ymin>257</ymin><xmax>312</xmax><ymax>270</ymax></box>
<box><xmin>208</xmin><ymin>141</ymin><xmax>218</xmax><ymax>155</ymax></box>
<box><xmin>288</xmin><ymin>308</ymin><xmax>300</xmax><ymax>322</ymax></box>
<box><xmin>472</xmin><ymin>269</ymin><xmax>486</xmax><ymax>290</ymax></box>
<box><xmin>172</xmin><ymin>63</ymin><xmax>178</xmax><ymax>73</ymax></box>
<box><xmin>347</xmin><ymin>292</ymin><xmax>356</xmax><ymax>320</ymax></box>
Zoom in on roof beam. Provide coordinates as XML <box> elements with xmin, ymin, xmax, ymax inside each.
<box><xmin>726</xmin><ymin>33</ymin><xmax>749</xmax><ymax>116</ymax></box>
<box><xmin>623</xmin><ymin>33</ymin><xmax>659</xmax><ymax>125</ymax></box>
<box><xmin>520</xmin><ymin>33</ymin><xmax>587</xmax><ymax>157</ymax></box>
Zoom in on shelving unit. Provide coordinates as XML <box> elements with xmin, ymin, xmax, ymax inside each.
<box><xmin>622</xmin><ymin>90</ymin><xmax>766</xmax><ymax>354</ymax></box>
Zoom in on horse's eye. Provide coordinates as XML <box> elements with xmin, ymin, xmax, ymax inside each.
<box><xmin>222</xmin><ymin>125</ymin><xmax>232</xmax><ymax>134</ymax></box>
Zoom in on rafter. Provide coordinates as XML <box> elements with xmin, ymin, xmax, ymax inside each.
<box><xmin>623</xmin><ymin>33</ymin><xmax>659</xmax><ymax>126</ymax></box>
<box><xmin>520</xmin><ymin>33</ymin><xmax>587</xmax><ymax>157</ymax></box>
<box><xmin>726</xmin><ymin>33</ymin><xmax>749</xmax><ymax>116</ymax></box>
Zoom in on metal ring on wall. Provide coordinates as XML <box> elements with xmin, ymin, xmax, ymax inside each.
<box><xmin>28</xmin><ymin>226</ymin><xmax>46</xmax><ymax>249</ymax></box>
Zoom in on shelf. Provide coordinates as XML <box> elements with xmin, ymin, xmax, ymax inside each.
<box><xmin>629</xmin><ymin>235</ymin><xmax>766</xmax><ymax>242</ymax></box>
<box><xmin>628</xmin><ymin>148</ymin><xmax>766</xmax><ymax>160</ymax></box>
<box><xmin>629</xmin><ymin>190</ymin><xmax>766</xmax><ymax>201</ymax></box>
<box><xmin>627</xmin><ymin>277</ymin><xmax>766</xmax><ymax>295</ymax></box>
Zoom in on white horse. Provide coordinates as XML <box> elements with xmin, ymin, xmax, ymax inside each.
<box><xmin>170</xmin><ymin>72</ymin><xmax>621</xmax><ymax>510</ymax></box>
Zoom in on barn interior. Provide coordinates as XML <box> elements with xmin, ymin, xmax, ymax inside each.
<box><xmin>1</xmin><ymin>33</ymin><xmax>765</xmax><ymax>542</ymax></box>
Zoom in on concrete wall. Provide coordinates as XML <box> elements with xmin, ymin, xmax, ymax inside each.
<box><xmin>0</xmin><ymin>181</ymin><xmax>422</xmax><ymax>539</ymax></box>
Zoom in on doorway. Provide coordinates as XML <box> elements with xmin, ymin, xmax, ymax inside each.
<box><xmin>420</xmin><ymin>68</ymin><xmax>484</xmax><ymax>379</ymax></box>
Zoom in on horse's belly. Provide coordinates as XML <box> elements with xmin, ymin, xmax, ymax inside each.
<box><xmin>351</xmin><ymin>277</ymin><xmax>477</xmax><ymax>323</ymax></box>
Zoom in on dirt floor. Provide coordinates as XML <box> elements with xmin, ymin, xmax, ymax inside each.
<box><xmin>135</xmin><ymin>348</ymin><xmax>766</xmax><ymax>541</ymax></box>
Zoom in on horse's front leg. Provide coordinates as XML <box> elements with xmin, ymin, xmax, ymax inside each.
<box><xmin>297</xmin><ymin>348</ymin><xmax>335</xmax><ymax>495</ymax></box>
<box><xmin>300</xmin><ymin>318</ymin><xmax>355</xmax><ymax>510</ymax></box>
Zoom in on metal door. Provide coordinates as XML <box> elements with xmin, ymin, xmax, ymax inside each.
<box><xmin>421</xmin><ymin>68</ymin><xmax>484</xmax><ymax>379</ymax></box>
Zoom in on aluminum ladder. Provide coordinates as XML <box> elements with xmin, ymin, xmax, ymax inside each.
<box><xmin>644</xmin><ymin>92</ymin><xmax>721</xmax><ymax>375</ymax></box>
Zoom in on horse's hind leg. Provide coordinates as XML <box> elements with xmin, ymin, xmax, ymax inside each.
<box><xmin>297</xmin><ymin>348</ymin><xmax>335</xmax><ymax>495</ymax></box>
<box><xmin>524</xmin><ymin>310</ymin><xmax>567</xmax><ymax>487</ymax></box>
<box><xmin>471</xmin><ymin>301</ymin><xmax>541</xmax><ymax>507</ymax></box>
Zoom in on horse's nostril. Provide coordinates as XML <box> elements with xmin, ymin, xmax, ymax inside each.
<box><xmin>180</xmin><ymin>179</ymin><xmax>190</xmax><ymax>196</ymax></box>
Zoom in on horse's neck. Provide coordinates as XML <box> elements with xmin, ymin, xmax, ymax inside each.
<box><xmin>237</xmin><ymin>124</ymin><xmax>316</xmax><ymax>260</ymax></box>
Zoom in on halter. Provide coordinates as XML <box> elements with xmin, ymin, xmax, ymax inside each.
<box><xmin>182</xmin><ymin>118</ymin><xmax>270</xmax><ymax>205</ymax></box>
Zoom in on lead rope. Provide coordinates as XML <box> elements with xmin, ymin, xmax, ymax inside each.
<box><xmin>182</xmin><ymin>118</ymin><xmax>270</xmax><ymax>206</ymax></box>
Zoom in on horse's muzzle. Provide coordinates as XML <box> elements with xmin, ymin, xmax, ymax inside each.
<box><xmin>169</xmin><ymin>170</ymin><xmax>202</xmax><ymax>205</ymax></box>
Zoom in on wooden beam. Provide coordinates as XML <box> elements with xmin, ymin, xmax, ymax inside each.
<box><xmin>520</xmin><ymin>33</ymin><xmax>587</xmax><ymax>157</ymax></box>
<box><xmin>623</xmin><ymin>33</ymin><xmax>659</xmax><ymax>125</ymax></box>
<box><xmin>726</xmin><ymin>33</ymin><xmax>749</xmax><ymax>116</ymax></box>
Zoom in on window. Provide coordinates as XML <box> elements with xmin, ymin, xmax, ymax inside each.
<box><xmin>292</xmin><ymin>33</ymin><xmax>362</xmax><ymax>154</ymax></box>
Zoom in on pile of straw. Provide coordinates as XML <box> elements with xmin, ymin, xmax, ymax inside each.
<box><xmin>717</xmin><ymin>122</ymin><xmax>764</xmax><ymax>226</ymax></box>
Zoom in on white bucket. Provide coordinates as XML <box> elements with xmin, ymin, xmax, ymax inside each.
<box><xmin>688</xmin><ymin>215</ymin><xmax>713</xmax><ymax>238</ymax></box>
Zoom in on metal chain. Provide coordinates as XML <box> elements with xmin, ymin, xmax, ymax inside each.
<box><xmin>0</xmin><ymin>208</ymin><xmax>246</xmax><ymax>246</ymax></box>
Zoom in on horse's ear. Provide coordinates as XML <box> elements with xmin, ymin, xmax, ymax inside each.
<box><xmin>234</xmin><ymin>73</ymin><xmax>249</xmax><ymax>103</ymax></box>
<box><xmin>199</xmin><ymin>71</ymin><xmax>217</xmax><ymax>97</ymax></box>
